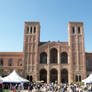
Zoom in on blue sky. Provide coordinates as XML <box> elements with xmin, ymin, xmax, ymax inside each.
<box><xmin>0</xmin><ymin>0</ymin><xmax>92</xmax><ymax>52</ymax></box>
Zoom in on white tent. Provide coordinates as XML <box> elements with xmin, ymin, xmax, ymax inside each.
<box><xmin>2</xmin><ymin>70</ymin><xmax>29</xmax><ymax>83</ymax></box>
<box><xmin>82</xmin><ymin>74</ymin><xmax>92</xmax><ymax>84</ymax></box>
<box><xmin>0</xmin><ymin>76</ymin><xmax>3</xmax><ymax>83</ymax></box>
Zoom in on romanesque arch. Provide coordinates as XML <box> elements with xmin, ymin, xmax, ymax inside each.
<box><xmin>61</xmin><ymin>52</ymin><xmax>68</xmax><ymax>64</ymax></box>
<box><xmin>40</xmin><ymin>52</ymin><xmax>47</xmax><ymax>64</ymax></box>
<box><xmin>61</xmin><ymin>69</ymin><xmax>68</xmax><ymax>83</ymax></box>
<box><xmin>40</xmin><ymin>69</ymin><xmax>47</xmax><ymax>82</ymax></box>
<box><xmin>50</xmin><ymin>69</ymin><xmax>58</xmax><ymax>83</ymax></box>
<box><xmin>50</xmin><ymin>48</ymin><xmax>58</xmax><ymax>64</ymax></box>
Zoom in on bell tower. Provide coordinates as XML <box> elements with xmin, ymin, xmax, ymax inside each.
<box><xmin>23</xmin><ymin>22</ymin><xmax>40</xmax><ymax>81</ymax></box>
<box><xmin>68</xmin><ymin>22</ymin><xmax>86</xmax><ymax>82</ymax></box>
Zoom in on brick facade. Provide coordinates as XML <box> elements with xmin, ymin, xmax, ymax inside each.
<box><xmin>0</xmin><ymin>21</ymin><xmax>92</xmax><ymax>84</ymax></box>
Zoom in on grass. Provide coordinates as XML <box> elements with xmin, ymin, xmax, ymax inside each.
<box><xmin>3</xmin><ymin>90</ymin><xmax>11</xmax><ymax>92</ymax></box>
<box><xmin>3</xmin><ymin>89</ymin><xmax>18</xmax><ymax>92</ymax></box>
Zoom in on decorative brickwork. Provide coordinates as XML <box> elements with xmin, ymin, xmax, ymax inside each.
<box><xmin>0</xmin><ymin>21</ymin><xmax>92</xmax><ymax>84</ymax></box>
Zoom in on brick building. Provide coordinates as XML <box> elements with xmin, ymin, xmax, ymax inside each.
<box><xmin>0</xmin><ymin>21</ymin><xmax>92</xmax><ymax>84</ymax></box>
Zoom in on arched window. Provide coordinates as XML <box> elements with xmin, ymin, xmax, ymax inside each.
<box><xmin>78</xmin><ymin>27</ymin><xmax>81</xmax><ymax>34</ymax></box>
<box><xmin>79</xmin><ymin>75</ymin><xmax>81</xmax><ymax>81</ymax></box>
<box><xmin>18</xmin><ymin>59</ymin><xmax>22</xmax><ymax>66</ymax></box>
<box><xmin>61</xmin><ymin>52</ymin><xmax>68</xmax><ymax>64</ymax></box>
<box><xmin>72</xmin><ymin>27</ymin><xmax>75</xmax><ymax>34</ymax></box>
<box><xmin>76</xmin><ymin>75</ymin><xmax>78</xmax><ymax>82</ymax></box>
<box><xmin>40</xmin><ymin>52</ymin><xmax>47</xmax><ymax>64</ymax></box>
<box><xmin>0</xmin><ymin>59</ymin><xmax>3</xmax><ymax>66</ymax></box>
<box><xmin>30</xmin><ymin>27</ymin><xmax>32</xmax><ymax>34</ymax></box>
<box><xmin>50</xmin><ymin>48</ymin><xmax>58</xmax><ymax>64</ymax></box>
<box><xmin>34</xmin><ymin>26</ymin><xmax>36</xmax><ymax>33</ymax></box>
<box><xmin>75</xmin><ymin>75</ymin><xmax>81</xmax><ymax>82</ymax></box>
<box><xmin>9</xmin><ymin>59</ymin><xmax>13</xmax><ymax>66</ymax></box>
<box><xmin>86</xmin><ymin>60</ymin><xmax>92</xmax><ymax>71</ymax></box>
<box><xmin>27</xmin><ymin>27</ymin><xmax>29</xmax><ymax>34</ymax></box>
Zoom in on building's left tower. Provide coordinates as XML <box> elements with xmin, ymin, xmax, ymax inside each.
<box><xmin>23</xmin><ymin>22</ymin><xmax>40</xmax><ymax>82</ymax></box>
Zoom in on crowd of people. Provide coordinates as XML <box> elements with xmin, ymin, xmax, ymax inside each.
<box><xmin>26</xmin><ymin>83</ymin><xmax>92</xmax><ymax>92</ymax></box>
<box><xmin>2</xmin><ymin>82</ymin><xmax>92</xmax><ymax>92</ymax></box>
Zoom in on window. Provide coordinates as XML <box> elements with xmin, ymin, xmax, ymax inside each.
<box><xmin>76</xmin><ymin>75</ymin><xmax>78</xmax><ymax>82</ymax></box>
<box><xmin>78</xmin><ymin>27</ymin><xmax>81</xmax><ymax>34</ymax></box>
<box><xmin>30</xmin><ymin>27</ymin><xmax>32</xmax><ymax>34</ymax></box>
<box><xmin>79</xmin><ymin>75</ymin><xmax>81</xmax><ymax>81</ymax></box>
<box><xmin>86</xmin><ymin>60</ymin><xmax>92</xmax><ymax>71</ymax></box>
<box><xmin>27</xmin><ymin>27</ymin><xmax>29</xmax><ymax>34</ymax></box>
<box><xmin>61</xmin><ymin>52</ymin><xmax>68</xmax><ymax>64</ymax></box>
<box><xmin>75</xmin><ymin>75</ymin><xmax>81</xmax><ymax>82</ymax></box>
<box><xmin>34</xmin><ymin>26</ymin><xmax>36</xmax><ymax>33</ymax></box>
<box><xmin>0</xmin><ymin>69</ymin><xmax>3</xmax><ymax>74</ymax></box>
<box><xmin>9</xmin><ymin>59</ymin><xmax>13</xmax><ymax>66</ymax></box>
<box><xmin>40</xmin><ymin>52</ymin><xmax>47</xmax><ymax>64</ymax></box>
<box><xmin>0</xmin><ymin>59</ymin><xmax>3</xmax><ymax>66</ymax></box>
<box><xmin>18</xmin><ymin>59</ymin><xmax>22</xmax><ymax>66</ymax></box>
<box><xmin>72</xmin><ymin>27</ymin><xmax>75</xmax><ymax>34</ymax></box>
<box><xmin>27</xmin><ymin>75</ymin><xmax>33</xmax><ymax>82</ymax></box>
<box><xmin>50</xmin><ymin>48</ymin><xmax>58</xmax><ymax>64</ymax></box>
<box><xmin>86</xmin><ymin>60</ymin><xmax>89</xmax><ymax>66</ymax></box>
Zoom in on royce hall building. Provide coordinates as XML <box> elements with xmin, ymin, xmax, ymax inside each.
<box><xmin>0</xmin><ymin>21</ymin><xmax>92</xmax><ymax>84</ymax></box>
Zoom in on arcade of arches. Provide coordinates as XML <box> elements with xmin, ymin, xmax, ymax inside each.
<box><xmin>40</xmin><ymin>68</ymin><xmax>68</xmax><ymax>83</ymax></box>
<box><xmin>39</xmin><ymin>48</ymin><xmax>69</xmax><ymax>83</ymax></box>
<box><xmin>0</xmin><ymin>22</ymin><xmax>87</xmax><ymax>85</ymax></box>
<box><xmin>40</xmin><ymin>48</ymin><xmax>68</xmax><ymax>64</ymax></box>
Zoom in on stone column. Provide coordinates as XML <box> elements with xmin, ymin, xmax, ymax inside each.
<box><xmin>58</xmin><ymin>46</ymin><xmax>61</xmax><ymax>84</ymax></box>
<box><xmin>47</xmin><ymin>45</ymin><xmax>50</xmax><ymax>84</ymax></box>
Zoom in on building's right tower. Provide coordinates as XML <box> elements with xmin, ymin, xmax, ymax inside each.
<box><xmin>68</xmin><ymin>22</ymin><xmax>86</xmax><ymax>82</ymax></box>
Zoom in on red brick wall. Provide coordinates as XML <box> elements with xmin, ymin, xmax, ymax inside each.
<box><xmin>0</xmin><ymin>52</ymin><xmax>24</xmax><ymax>76</ymax></box>
<box><xmin>86</xmin><ymin>52</ymin><xmax>92</xmax><ymax>72</ymax></box>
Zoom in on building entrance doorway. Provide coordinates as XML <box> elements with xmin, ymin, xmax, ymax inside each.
<box><xmin>61</xmin><ymin>69</ymin><xmax>68</xmax><ymax>83</ymax></box>
<box><xmin>27</xmin><ymin>75</ymin><xmax>32</xmax><ymax>82</ymax></box>
<box><xmin>50</xmin><ymin>69</ymin><xmax>58</xmax><ymax>83</ymax></box>
<box><xmin>40</xmin><ymin>69</ymin><xmax>47</xmax><ymax>82</ymax></box>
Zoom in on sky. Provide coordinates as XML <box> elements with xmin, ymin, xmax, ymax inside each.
<box><xmin>0</xmin><ymin>0</ymin><xmax>92</xmax><ymax>52</ymax></box>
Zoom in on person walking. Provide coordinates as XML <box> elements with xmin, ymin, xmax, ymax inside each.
<box><xmin>17</xmin><ymin>84</ymin><xmax>21</xmax><ymax>92</ymax></box>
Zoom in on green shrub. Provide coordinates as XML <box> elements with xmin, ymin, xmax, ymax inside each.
<box><xmin>72</xmin><ymin>81</ymin><xmax>84</xmax><ymax>85</ymax></box>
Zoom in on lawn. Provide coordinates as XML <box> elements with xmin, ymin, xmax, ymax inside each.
<box><xmin>3</xmin><ymin>90</ymin><xmax>11</xmax><ymax>92</ymax></box>
<box><xmin>3</xmin><ymin>89</ymin><xmax>18</xmax><ymax>92</ymax></box>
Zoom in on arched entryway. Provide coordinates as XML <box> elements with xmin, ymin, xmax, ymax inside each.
<box><xmin>50</xmin><ymin>69</ymin><xmax>58</xmax><ymax>83</ymax></box>
<box><xmin>61</xmin><ymin>69</ymin><xmax>68</xmax><ymax>83</ymax></box>
<box><xmin>40</xmin><ymin>69</ymin><xmax>47</xmax><ymax>83</ymax></box>
<box><xmin>50</xmin><ymin>48</ymin><xmax>58</xmax><ymax>64</ymax></box>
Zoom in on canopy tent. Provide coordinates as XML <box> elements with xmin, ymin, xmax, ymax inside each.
<box><xmin>2</xmin><ymin>70</ymin><xmax>29</xmax><ymax>83</ymax></box>
<box><xmin>0</xmin><ymin>76</ymin><xmax>3</xmax><ymax>83</ymax></box>
<box><xmin>82</xmin><ymin>74</ymin><xmax>92</xmax><ymax>84</ymax></box>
